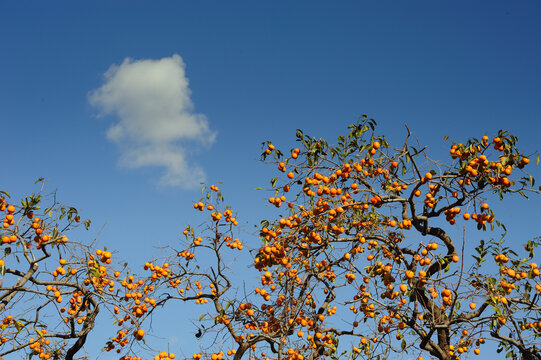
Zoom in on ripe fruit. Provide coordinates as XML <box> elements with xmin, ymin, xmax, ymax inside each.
<box><xmin>135</xmin><ymin>329</ymin><xmax>145</xmax><ymax>340</ymax></box>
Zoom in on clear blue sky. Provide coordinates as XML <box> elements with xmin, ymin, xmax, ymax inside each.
<box><xmin>1</xmin><ymin>1</ymin><xmax>540</xmax><ymax>359</ymax></box>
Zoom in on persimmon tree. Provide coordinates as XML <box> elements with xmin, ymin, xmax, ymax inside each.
<box><xmin>1</xmin><ymin>118</ymin><xmax>540</xmax><ymax>360</ymax></box>
<box><xmin>0</xmin><ymin>184</ymin><xmax>173</xmax><ymax>360</ymax></box>
<box><xmin>145</xmin><ymin>118</ymin><xmax>540</xmax><ymax>360</ymax></box>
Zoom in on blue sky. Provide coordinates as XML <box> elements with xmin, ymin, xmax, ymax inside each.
<box><xmin>1</xmin><ymin>1</ymin><xmax>540</xmax><ymax>359</ymax></box>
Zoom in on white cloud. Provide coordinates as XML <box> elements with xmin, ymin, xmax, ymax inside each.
<box><xmin>89</xmin><ymin>54</ymin><xmax>215</xmax><ymax>188</ymax></box>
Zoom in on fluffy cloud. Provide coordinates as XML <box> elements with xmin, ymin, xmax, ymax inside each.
<box><xmin>89</xmin><ymin>54</ymin><xmax>215</xmax><ymax>188</ymax></box>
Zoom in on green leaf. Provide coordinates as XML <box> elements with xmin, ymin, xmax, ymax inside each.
<box><xmin>536</xmin><ymin>153</ymin><xmax>540</xmax><ymax>166</ymax></box>
<box><xmin>199</xmin><ymin>314</ymin><xmax>206</xmax><ymax>321</ymax></box>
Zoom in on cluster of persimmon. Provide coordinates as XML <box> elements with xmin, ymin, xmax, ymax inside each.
<box><xmin>494</xmin><ymin>253</ymin><xmax>510</xmax><ymax>263</ymax></box>
<box><xmin>133</xmin><ymin>328</ymin><xmax>145</xmax><ymax>341</ymax></box>
<box><xmin>450</xmin><ymin>137</ymin><xmax>531</xmax><ymax>190</ymax></box>
<box><xmin>121</xmin><ymin>283</ymin><xmax>156</xmax><ymax>315</ymax></box>
<box><xmin>351</xmin><ymin>336</ymin><xmax>372</xmax><ymax>356</ymax></box>
<box><xmin>144</xmin><ymin>262</ymin><xmax>172</xmax><ymax>280</ymax></box>
<box><xmin>268</xmin><ymin>195</ymin><xmax>287</xmax><ymax>208</ymax></box>
<box><xmin>253</xmin><ymin>241</ymin><xmax>287</xmax><ymax>270</ymax></box>
<box><xmin>386</xmin><ymin>179</ymin><xmax>407</xmax><ymax>194</ymax></box>
<box><xmin>264</xmin><ymin>142</ymin><xmax>275</xmax><ymax>155</ymax></box>
<box><xmin>152</xmin><ymin>352</ymin><xmax>176</xmax><ymax>360</ymax></box>
<box><xmin>59</xmin><ymin>290</ymin><xmax>89</xmax><ymax>324</ymax></box>
<box><xmin>96</xmin><ymin>248</ymin><xmax>112</xmax><ymax>264</ymax></box>
<box><xmin>2</xmin><ymin>204</ymin><xmax>68</xmax><ymax>249</ymax></box>
<box><xmin>254</xmin><ymin>287</ymin><xmax>272</xmax><ymax>301</ymax></box>
<box><xmin>193</xmin><ymin>352</ymin><xmax>231</xmax><ymax>360</ymax></box>
<box><xmin>521</xmin><ymin>321</ymin><xmax>541</xmax><ymax>331</ymax></box>
<box><xmin>493</xmin><ymin>253</ymin><xmax>541</xmax><ymax>294</ymax></box>
<box><xmin>422</xmin><ymin>183</ymin><xmax>440</xmax><ymax>209</ymax></box>
<box><xmin>194</xmin><ymin>201</ymin><xmax>238</xmax><ymax>226</ymax></box>
<box><xmin>439</xmin><ymin>288</ymin><xmax>454</xmax><ymax>307</ymax></box>
<box><xmin>45</xmin><ymin>285</ymin><xmax>64</xmax><ymax>304</ymax></box>
<box><xmin>177</xmin><ymin>249</ymin><xmax>195</xmax><ymax>260</ymax></box>
<box><xmin>286</xmin><ymin>348</ymin><xmax>305</xmax><ymax>360</ymax></box>
<box><xmin>31</xmin><ymin>217</ymin><xmax>50</xmax><ymax>249</ymax></box>
<box><xmin>225</xmin><ymin>236</ymin><xmax>243</xmax><ymax>250</ymax></box>
<box><xmin>193</xmin><ymin>187</ymin><xmax>232</xmax><ymax>227</ymax></box>
<box><xmin>1</xmin><ymin>233</ymin><xmax>17</xmax><ymax>244</ymax></box>
<box><xmin>84</xmin><ymin>253</ymin><xmax>112</xmax><ymax>291</ymax></box>
<box><xmin>106</xmin><ymin>329</ymin><xmax>130</xmax><ymax>352</ymax></box>
<box><xmin>353</xmin><ymin>288</ymin><xmax>376</xmax><ymax>318</ymax></box>
<box><xmin>1</xmin><ymin>204</ymin><xmax>15</xmax><ymax>229</ymax></box>
<box><xmin>446</xmin><ymin>335</ymin><xmax>479</xmax><ymax>357</ymax></box>
<box><xmin>129</xmin><ymin>296</ymin><xmax>150</xmax><ymax>318</ymax></box>
<box><xmin>28</xmin><ymin>331</ymin><xmax>52</xmax><ymax>359</ymax></box>
<box><xmin>106</xmin><ymin>284</ymin><xmax>156</xmax><ymax>349</ymax></box>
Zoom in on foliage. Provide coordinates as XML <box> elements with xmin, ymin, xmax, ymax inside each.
<box><xmin>1</xmin><ymin>118</ymin><xmax>540</xmax><ymax>360</ymax></box>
